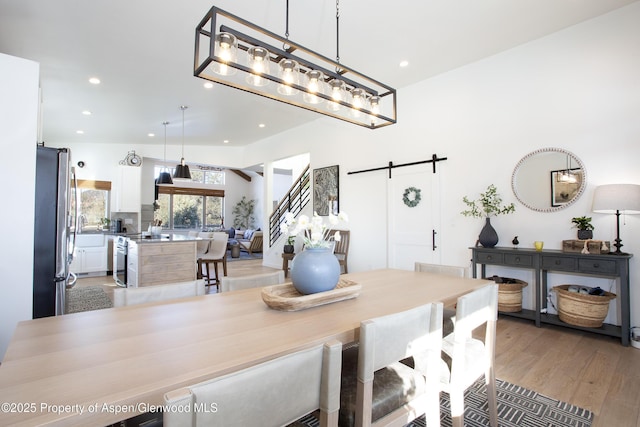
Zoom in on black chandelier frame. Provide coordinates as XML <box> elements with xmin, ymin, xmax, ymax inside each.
<box><xmin>194</xmin><ymin>6</ymin><xmax>397</xmax><ymax>129</ymax></box>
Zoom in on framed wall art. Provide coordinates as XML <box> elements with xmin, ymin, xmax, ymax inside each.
<box><xmin>550</xmin><ymin>168</ymin><xmax>583</xmax><ymax>207</ymax></box>
<box><xmin>313</xmin><ymin>165</ymin><xmax>339</xmax><ymax>216</ymax></box>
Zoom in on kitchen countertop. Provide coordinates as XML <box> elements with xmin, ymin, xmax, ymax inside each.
<box><xmin>127</xmin><ymin>233</ymin><xmax>200</xmax><ymax>244</ymax></box>
<box><xmin>77</xmin><ymin>231</ymin><xmax>137</xmax><ymax>237</ymax></box>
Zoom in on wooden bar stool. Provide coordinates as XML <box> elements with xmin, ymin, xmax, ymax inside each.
<box><xmin>197</xmin><ymin>232</ymin><xmax>228</xmax><ymax>291</ymax></box>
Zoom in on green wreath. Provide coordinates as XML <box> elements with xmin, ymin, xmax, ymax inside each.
<box><xmin>403</xmin><ymin>187</ymin><xmax>421</xmax><ymax>207</ymax></box>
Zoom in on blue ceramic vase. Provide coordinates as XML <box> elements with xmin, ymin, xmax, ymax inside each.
<box><xmin>290</xmin><ymin>247</ymin><xmax>340</xmax><ymax>295</ymax></box>
<box><xmin>479</xmin><ymin>217</ymin><xmax>499</xmax><ymax>248</ymax></box>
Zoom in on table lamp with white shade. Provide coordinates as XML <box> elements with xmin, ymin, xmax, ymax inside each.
<box><xmin>592</xmin><ymin>184</ymin><xmax>640</xmax><ymax>255</ymax></box>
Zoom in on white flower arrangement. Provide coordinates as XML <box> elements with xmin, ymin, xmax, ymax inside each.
<box><xmin>280</xmin><ymin>211</ymin><xmax>349</xmax><ymax>249</ymax></box>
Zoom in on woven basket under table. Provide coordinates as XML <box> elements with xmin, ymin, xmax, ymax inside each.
<box><xmin>553</xmin><ymin>284</ymin><xmax>616</xmax><ymax>328</ymax></box>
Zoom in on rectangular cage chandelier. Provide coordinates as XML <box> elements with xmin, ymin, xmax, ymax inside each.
<box><xmin>194</xmin><ymin>6</ymin><xmax>397</xmax><ymax>129</ymax></box>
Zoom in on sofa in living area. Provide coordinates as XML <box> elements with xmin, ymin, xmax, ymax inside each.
<box><xmin>225</xmin><ymin>228</ymin><xmax>263</xmax><ymax>255</ymax></box>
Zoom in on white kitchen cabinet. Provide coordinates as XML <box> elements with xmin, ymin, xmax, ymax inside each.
<box><xmin>82</xmin><ymin>247</ymin><xmax>107</xmax><ymax>272</ymax></box>
<box><xmin>71</xmin><ymin>246</ymin><xmax>108</xmax><ymax>274</ymax></box>
<box><xmin>71</xmin><ymin>234</ymin><xmax>108</xmax><ymax>275</ymax></box>
<box><xmin>114</xmin><ymin>165</ymin><xmax>141</xmax><ymax>213</ymax></box>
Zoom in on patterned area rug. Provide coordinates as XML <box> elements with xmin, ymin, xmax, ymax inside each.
<box><xmin>226</xmin><ymin>251</ymin><xmax>263</xmax><ymax>262</ymax></box>
<box><xmin>296</xmin><ymin>378</ymin><xmax>593</xmax><ymax>427</ymax></box>
<box><xmin>66</xmin><ymin>286</ymin><xmax>113</xmax><ymax>313</ymax></box>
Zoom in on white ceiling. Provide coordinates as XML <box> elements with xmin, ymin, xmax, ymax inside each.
<box><xmin>1</xmin><ymin>0</ymin><xmax>637</xmax><ymax>147</ymax></box>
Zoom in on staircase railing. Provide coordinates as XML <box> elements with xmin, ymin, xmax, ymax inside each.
<box><xmin>269</xmin><ymin>165</ymin><xmax>311</xmax><ymax>247</ymax></box>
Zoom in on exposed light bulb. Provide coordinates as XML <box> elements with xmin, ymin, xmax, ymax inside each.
<box><xmin>277</xmin><ymin>59</ymin><xmax>299</xmax><ymax>96</ymax></box>
<box><xmin>350</xmin><ymin>88</ymin><xmax>368</xmax><ymax>118</ymax></box>
<box><xmin>368</xmin><ymin>96</ymin><xmax>381</xmax><ymax>126</ymax></box>
<box><xmin>213</xmin><ymin>33</ymin><xmax>237</xmax><ymax>76</ymax></box>
<box><xmin>303</xmin><ymin>70</ymin><xmax>325</xmax><ymax>104</ymax></box>
<box><xmin>246</xmin><ymin>46</ymin><xmax>271</xmax><ymax>87</ymax></box>
<box><xmin>369</xmin><ymin>96</ymin><xmax>381</xmax><ymax>114</ymax></box>
<box><xmin>219</xmin><ymin>44</ymin><xmax>231</xmax><ymax>60</ymax></box>
<box><xmin>327</xmin><ymin>79</ymin><xmax>346</xmax><ymax>111</ymax></box>
<box><xmin>252</xmin><ymin>55</ymin><xmax>266</xmax><ymax>73</ymax></box>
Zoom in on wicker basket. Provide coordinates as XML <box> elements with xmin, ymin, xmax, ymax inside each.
<box><xmin>486</xmin><ymin>276</ymin><xmax>528</xmax><ymax>312</ymax></box>
<box><xmin>497</xmin><ymin>279</ymin><xmax>528</xmax><ymax>312</ymax></box>
<box><xmin>553</xmin><ymin>285</ymin><xmax>616</xmax><ymax>328</ymax></box>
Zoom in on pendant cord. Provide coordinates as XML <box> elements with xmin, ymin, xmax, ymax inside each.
<box><xmin>181</xmin><ymin>107</ymin><xmax>185</xmax><ymax>158</ymax></box>
<box><xmin>162</xmin><ymin>121</ymin><xmax>169</xmax><ymax>163</ymax></box>
<box><xmin>285</xmin><ymin>0</ymin><xmax>290</xmax><ymax>40</ymax></box>
<box><xmin>180</xmin><ymin>105</ymin><xmax>188</xmax><ymax>159</ymax></box>
<box><xmin>335</xmin><ymin>0</ymin><xmax>340</xmax><ymax>68</ymax></box>
<box><xmin>282</xmin><ymin>0</ymin><xmax>290</xmax><ymax>50</ymax></box>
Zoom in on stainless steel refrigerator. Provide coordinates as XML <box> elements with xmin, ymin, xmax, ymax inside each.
<box><xmin>33</xmin><ymin>145</ymin><xmax>77</xmax><ymax>318</ymax></box>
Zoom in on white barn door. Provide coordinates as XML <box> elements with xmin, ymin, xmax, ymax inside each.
<box><xmin>387</xmin><ymin>166</ymin><xmax>441</xmax><ymax>270</ymax></box>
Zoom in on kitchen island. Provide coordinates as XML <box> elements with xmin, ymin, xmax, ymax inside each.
<box><xmin>127</xmin><ymin>234</ymin><xmax>198</xmax><ymax>287</ymax></box>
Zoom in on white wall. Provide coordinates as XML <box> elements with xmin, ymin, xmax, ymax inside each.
<box><xmin>0</xmin><ymin>53</ymin><xmax>39</xmax><ymax>358</ymax></box>
<box><xmin>247</xmin><ymin>3</ymin><xmax>640</xmax><ymax>326</ymax></box>
<box><xmin>272</xmin><ymin>152</ymin><xmax>311</xmax><ymax>206</ymax></box>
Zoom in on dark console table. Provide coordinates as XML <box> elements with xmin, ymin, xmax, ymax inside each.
<box><xmin>470</xmin><ymin>246</ymin><xmax>632</xmax><ymax>345</ymax></box>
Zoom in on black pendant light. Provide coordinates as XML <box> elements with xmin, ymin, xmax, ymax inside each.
<box><xmin>157</xmin><ymin>121</ymin><xmax>173</xmax><ymax>184</ymax></box>
<box><xmin>173</xmin><ymin>105</ymin><xmax>192</xmax><ymax>180</ymax></box>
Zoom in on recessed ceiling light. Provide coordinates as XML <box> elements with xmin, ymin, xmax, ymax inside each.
<box><xmin>76</xmin><ymin>130</ymin><xmax>84</xmax><ymax>134</ymax></box>
<box><xmin>82</xmin><ymin>110</ymin><xmax>92</xmax><ymax>115</ymax></box>
<box><xmin>148</xmin><ymin>133</ymin><xmax>155</xmax><ymax>137</ymax></box>
<box><xmin>203</xmin><ymin>82</ymin><xmax>214</xmax><ymax>89</ymax></box>
<box><xmin>88</xmin><ymin>77</ymin><xmax>101</xmax><ymax>85</ymax></box>
<box><xmin>223</xmin><ymin>139</ymin><xmax>229</xmax><ymax>144</ymax></box>
<box><xmin>258</xmin><ymin>123</ymin><xmax>265</xmax><ymax>128</ymax></box>
<box><xmin>399</xmin><ymin>60</ymin><xmax>409</xmax><ymax>68</ymax></box>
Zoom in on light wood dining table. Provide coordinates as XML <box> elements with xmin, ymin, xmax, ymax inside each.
<box><xmin>0</xmin><ymin>269</ymin><xmax>491</xmax><ymax>426</ymax></box>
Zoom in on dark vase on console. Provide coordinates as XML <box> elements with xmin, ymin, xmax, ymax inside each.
<box><xmin>283</xmin><ymin>244</ymin><xmax>294</xmax><ymax>254</ymax></box>
<box><xmin>479</xmin><ymin>217</ymin><xmax>499</xmax><ymax>248</ymax></box>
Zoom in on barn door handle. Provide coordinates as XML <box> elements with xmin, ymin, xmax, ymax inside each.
<box><xmin>432</xmin><ymin>229</ymin><xmax>437</xmax><ymax>251</ymax></box>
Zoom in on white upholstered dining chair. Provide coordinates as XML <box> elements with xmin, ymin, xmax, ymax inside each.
<box><xmin>219</xmin><ymin>270</ymin><xmax>285</xmax><ymax>292</ymax></box>
<box><xmin>414</xmin><ymin>262</ymin><xmax>468</xmax><ymax>278</ymax></box>
<box><xmin>440</xmin><ymin>283</ymin><xmax>499</xmax><ymax>427</ymax></box>
<box><xmin>414</xmin><ymin>262</ymin><xmax>468</xmax><ymax>337</ymax></box>
<box><xmin>163</xmin><ymin>340</ymin><xmax>342</xmax><ymax>427</ymax></box>
<box><xmin>340</xmin><ymin>302</ymin><xmax>443</xmax><ymax>427</ymax></box>
<box><xmin>113</xmin><ymin>280</ymin><xmax>206</xmax><ymax>307</ymax></box>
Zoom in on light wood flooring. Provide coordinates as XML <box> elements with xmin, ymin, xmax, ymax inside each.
<box><xmin>76</xmin><ymin>263</ymin><xmax>640</xmax><ymax>427</ymax></box>
<box><xmin>494</xmin><ymin>316</ymin><xmax>640</xmax><ymax>427</ymax></box>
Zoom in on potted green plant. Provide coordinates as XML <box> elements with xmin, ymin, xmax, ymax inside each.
<box><xmin>100</xmin><ymin>217</ymin><xmax>110</xmax><ymax>231</ymax></box>
<box><xmin>571</xmin><ymin>216</ymin><xmax>594</xmax><ymax>240</ymax></box>
<box><xmin>462</xmin><ymin>184</ymin><xmax>515</xmax><ymax>248</ymax></box>
<box><xmin>283</xmin><ymin>235</ymin><xmax>296</xmax><ymax>254</ymax></box>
